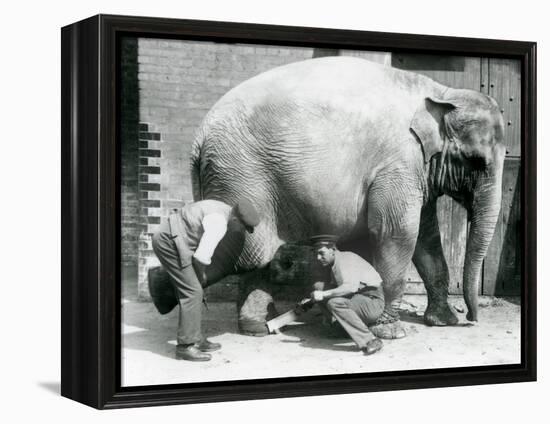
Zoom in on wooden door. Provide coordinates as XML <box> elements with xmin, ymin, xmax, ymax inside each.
<box><xmin>482</xmin><ymin>59</ymin><xmax>521</xmax><ymax>295</ymax></box>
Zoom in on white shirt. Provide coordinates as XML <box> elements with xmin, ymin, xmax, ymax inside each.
<box><xmin>331</xmin><ymin>250</ymin><xmax>382</xmax><ymax>293</ymax></box>
<box><xmin>192</xmin><ymin>213</ymin><xmax>228</xmax><ymax>265</ymax></box>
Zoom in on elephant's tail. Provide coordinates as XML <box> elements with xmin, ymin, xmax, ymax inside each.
<box><xmin>190</xmin><ymin>128</ymin><xmax>205</xmax><ymax>201</ymax></box>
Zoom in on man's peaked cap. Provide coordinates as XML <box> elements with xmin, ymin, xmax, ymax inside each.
<box><xmin>234</xmin><ymin>198</ymin><xmax>261</xmax><ymax>233</ymax></box>
<box><xmin>310</xmin><ymin>234</ymin><xmax>338</xmax><ymax>247</ymax></box>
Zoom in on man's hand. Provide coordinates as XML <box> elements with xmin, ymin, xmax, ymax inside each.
<box><xmin>310</xmin><ymin>290</ymin><xmax>324</xmax><ymax>303</ymax></box>
<box><xmin>192</xmin><ymin>258</ymin><xmax>208</xmax><ymax>286</ymax></box>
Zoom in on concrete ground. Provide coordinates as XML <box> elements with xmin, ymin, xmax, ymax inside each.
<box><xmin>121</xmin><ymin>279</ymin><xmax>521</xmax><ymax>387</ymax></box>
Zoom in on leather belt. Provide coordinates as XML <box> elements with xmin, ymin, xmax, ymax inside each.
<box><xmin>358</xmin><ymin>283</ymin><xmax>384</xmax><ymax>299</ymax></box>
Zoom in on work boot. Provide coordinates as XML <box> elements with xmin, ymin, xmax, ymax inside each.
<box><xmin>196</xmin><ymin>338</ymin><xmax>222</xmax><ymax>352</ymax></box>
<box><xmin>176</xmin><ymin>344</ymin><xmax>212</xmax><ymax>361</ymax></box>
<box><xmin>362</xmin><ymin>338</ymin><xmax>383</xmax><ymax>355</ymax></box>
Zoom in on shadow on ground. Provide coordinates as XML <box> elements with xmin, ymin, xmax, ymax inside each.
<box><xmin>121</xmin><ymin>293</ymin><xmax>521</xmax><ymax>386</ymax></box>
<box><xmin>37</xmin><ymin>382</ymin><xmax>60</xmax><ymax>395</ymax></box>
<box><xmin>277</xmin><ymin>311</ymin><xmax>359</xmax><ymax>353</ymax></box>
<box><xmin>122</xmin><ymin>265</ymin><xmax>242</xmax><ymax>359</ymax></box>
<box><xmin>122</xmin><ymin>300</ymin><xmax>241</xmax><ymax>359</ymax></box>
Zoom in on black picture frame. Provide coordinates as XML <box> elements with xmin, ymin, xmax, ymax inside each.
<box><xmin>61</xmin><ymin>14</ymin><xmax>537</xmax><ymax>409</ymax></box>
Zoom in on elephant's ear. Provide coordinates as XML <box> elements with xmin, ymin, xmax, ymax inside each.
<box><xmin>410</xmin><ymin>97</ymin><xmax>456</xmax><ymax>163</ymax></box>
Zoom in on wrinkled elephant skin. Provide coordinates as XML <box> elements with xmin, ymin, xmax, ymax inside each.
<box><xmin>190</xmin><ymin>57</ymin><xmax>506</xmax><ymax>337</ymax></box>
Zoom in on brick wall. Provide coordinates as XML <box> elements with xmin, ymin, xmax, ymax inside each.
<box><xmin>135</xmin><ymin>124</ymin><xmax>163</xmax><ymax>298</ymax></box>
<box><xmin>135</xmin><ymin>40</ymin><xmax>318</xmax><ymax>298</ymax></box>
<box><xmin>120</xmin><ymin>38</ymin><xmax>139</xmax><ymax>267</ymax></box>
<box><xmin>137</xmin><ymin>39</ymin><xmax>317</xmax><ymax>214</ymax></box>
<box><xmin>120</xmin><ymin>37</ymin><xmax>390</xmax><ymax>298</ymax></box>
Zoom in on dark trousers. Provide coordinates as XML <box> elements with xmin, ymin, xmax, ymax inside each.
<box><xmin>152</xmin><ymin>230</ymin><xmax>203</xmax><ymax>345</ymax></box>
<box><xmin>322</xmin><ymin>292</ymin><xmax>384</xmax><ymax>348</ymax></box>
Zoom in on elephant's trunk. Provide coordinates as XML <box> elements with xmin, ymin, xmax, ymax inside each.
<box><xmin>462</xmin><ymin>145</ymin><xmax>506</xmax><ymax>321</ymax></box>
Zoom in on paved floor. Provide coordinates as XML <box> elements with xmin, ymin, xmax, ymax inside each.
<box><xmin>121</xmin><ymin>289</ymin><xmax>521</xmax><ymax>387</ymax></box>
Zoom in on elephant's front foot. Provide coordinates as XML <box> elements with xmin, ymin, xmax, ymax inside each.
<box><xmin>369</xmin><ymin>311</ymin><xmax>406</xmax><ymax>339</ymax></box>
<box><xmin>424</xmin><ymin>302</ymin><xmax>459</xmax><ymax>327</ymax></box>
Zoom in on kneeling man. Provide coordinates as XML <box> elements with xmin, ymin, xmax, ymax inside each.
<box><xmin>310</xmin><ymin>235</ymin><xmax>384</xmax><ymax>355</ymax></box>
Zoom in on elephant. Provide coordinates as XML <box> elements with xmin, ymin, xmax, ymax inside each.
<box><xmin>188</xmin><ymin>56</ymin><xmax>506</xmax><ymax>338</ymax></box>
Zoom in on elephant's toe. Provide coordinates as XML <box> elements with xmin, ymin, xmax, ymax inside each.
<box><xmin>238</xmin><ymin>318</ymin><xmax>269</xmax><ymax>337</ymax></box>
<box><xmin>424</xmin><ymin>304</ymin><xmax>459</xmax><ymax>326</ymax></box>
<box><xmin>466</xmin><ymin>311</ymin><xmax>478</xmax><ymax>322</ymax></box>
<box><xmin>369</xmin><ymin>321</ymin><xmax>406</xmax><ymax>339</ymax></box>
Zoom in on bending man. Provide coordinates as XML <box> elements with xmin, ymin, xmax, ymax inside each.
<box><xmin>152</xmin><ymin>198</ymin><xmax>260</xmax><ymax>361</ymax></box>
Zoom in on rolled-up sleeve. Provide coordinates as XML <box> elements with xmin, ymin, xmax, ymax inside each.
<box><xmin>193</xmin><ymin>213</ymin><xmax>228</xmax><ymax>265</ymax></box>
